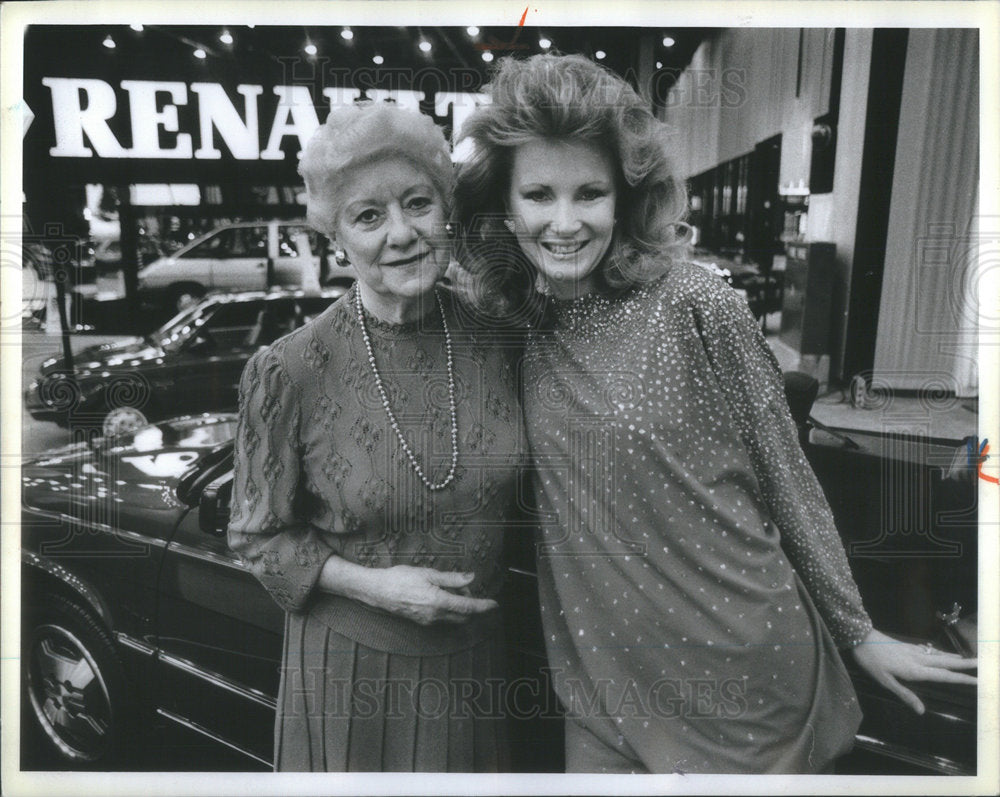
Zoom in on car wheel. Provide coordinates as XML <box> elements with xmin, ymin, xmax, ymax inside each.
<box><xmin>23</xmin><ymin>594</ymin><xmax>134</xmax><ymax>767</ymax></box>
<box><xmin>167</xmin><ymin>283</ymin><xmax>206</xmax><ymax>313</ymax></box>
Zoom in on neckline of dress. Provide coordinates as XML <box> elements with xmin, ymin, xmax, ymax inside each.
<box><xmin>548</xmin><ymin>284</ymin><xmax>639</xmax><ymax>326</ymax></box>
<box><xmin>348</xmin><ymin>284</ymin><xmax>445</xmax><ymax>336</ymax></box>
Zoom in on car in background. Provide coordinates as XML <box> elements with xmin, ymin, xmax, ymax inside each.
<box><xmin>92</xmin><ymin>237</ymin><xmax>165</xmax><ymax>272</ymax></box>
<box><xmin>136</xmin><ymin>221</ymin><xmax>357</xmax><ymax>313</ymax></box>
<box><xmin>20</xmin><ymin>390</ymin><xmax>978</xmax><ymax>773</ymax></box>
<box><xmin>24</xmin><ymin>287</ymin><xmax>346</xmax><ymax>430</ymax></box>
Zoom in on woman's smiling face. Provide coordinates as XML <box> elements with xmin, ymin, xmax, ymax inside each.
<box><xmin>334</xmin><ymin>156</ymin><xmax>450</xmax><ymax>317</ymax></box>
<box><xmin>506</xmin><ymin>139</ymin><xmax>618</xmax><ymax>299</ymax></box>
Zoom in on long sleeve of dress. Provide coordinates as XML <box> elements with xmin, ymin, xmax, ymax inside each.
<box><xmin>692</xmin><ymin>279</ymin><xmax>873</xmax><ymax>648</ymax></box>
<box><xmin>228</xmin><ymin>345</ymin><xmax>335</xmax><ymax>613</ymax></box>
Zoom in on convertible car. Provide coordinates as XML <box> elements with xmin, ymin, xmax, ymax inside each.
<box><xmin>20</xmin><ymin>395</ymin><xmax>978</xmax><ymax>773</ymax></box>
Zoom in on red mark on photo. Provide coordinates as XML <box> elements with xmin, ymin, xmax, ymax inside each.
<box><xmin>977</xmin><ymin>440</ymin><xmax>999</xmax><ymax>485</ymax></box>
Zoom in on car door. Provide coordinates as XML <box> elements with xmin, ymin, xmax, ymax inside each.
<box><xmin>170</xmin><ymin>227</ymin><xmax>264</xmax><ymax>292</ymax></box>
<box><xmin>162</xmin><ymin>300</ymin><xmax>266</xmax><ymax>416</ymax></box>
<box><xmin>155</xmin><ymin>467</ymin><xmax>284</xmax><ymax>768</ymax></box>
<box><xmin>204</xmin><ymin>225</ymin><xmax>270</xmax><ymax>292</ymax></box>
<box><xmin>803</xmin><ymin>430</ymin><xmax>977</xmax><ymax>774</ymax></box>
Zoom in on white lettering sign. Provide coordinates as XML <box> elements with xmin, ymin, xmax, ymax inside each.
<box><xmin>191</xmin><ymin>83</ymin><xmax>263</xmax><ymax>160</ymax></box>
<box><xmin>41</xmin><ymin>78</ymin><xmax>478</xmax><ymax>162</ymax></box>
<box><xmin>120</xmin><ymin>80</ymin><xmax>193</xmax><ymax>158</ymax></box>
<box><xmin>260</xmin><ymin>86</ymin><xmax>320</xmax><ymax>161</ymax></box>
<box><xmin>42</xmin><ymin>77</ymin><xmax>128</xmax><ymax>157</ymax></box>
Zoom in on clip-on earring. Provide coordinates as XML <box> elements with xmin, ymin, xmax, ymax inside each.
<box><xmin>333</xmin><ymin>248</ymin><xmax>349</xmax><ymax>267</ymax></box>
<box><xmin>503</xmin><ymin>218</ymin><xmax>516</xmax><ymax>234</ymax></box>
<box><xmin>534</xmin><ymin>272</ymin><xmax>552</xmax><ymax>296</ymax></box>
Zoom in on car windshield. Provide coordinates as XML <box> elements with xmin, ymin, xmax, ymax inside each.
<box><xmin>147</xmin><ymin>301</ymin><xmax>212</xmax><ymax>353</ymax></box>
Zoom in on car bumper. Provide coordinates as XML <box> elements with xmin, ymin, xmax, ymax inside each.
<box><xmin>24</xmin><ymin>379</ymin><xmax>98</xmax><ymax>426</ymax></box>
<box><xmin>24</xmin><ymin>384</ymin><xmax>70</xmax><ymax>424</ymax></box>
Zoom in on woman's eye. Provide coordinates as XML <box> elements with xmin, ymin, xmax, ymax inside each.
<box><xmin>523</xmin><ymin>189</ymin><xmax>548</xmax><ymax>202</ymax></box>
<box><xmin>406</xmin><ymin>196</ymin><xmax>433</xmax><ymax>211</ymax></box>
<box><xmin>580</xmin><ymin>188</ymin><xmax>608</xmax><ymax>201</ymax></box>
<box><xmin>355</xmin><ymin>209</ymin><xmax>381</xmax><ymax>225</ymax></box>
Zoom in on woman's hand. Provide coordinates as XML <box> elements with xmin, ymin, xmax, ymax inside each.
<box><xmin>317</xmin><ymin>557</ymin><xmax>498</xmax><ymax>625</ymax></box>
<box><xmin>850</xmin><ymin>628</ymin><xmax>978</xmax><ymax>714</ymax></box>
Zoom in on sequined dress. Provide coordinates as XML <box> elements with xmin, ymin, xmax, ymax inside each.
<box><xmin>228</xmin><ymin>286</ymin><xmax>524</xmax><ymax>771</ymax></box>
<box><xmin>523</xmin><ymin>262</ymin><xmax>873</xmax><ymax>773</ymax></box>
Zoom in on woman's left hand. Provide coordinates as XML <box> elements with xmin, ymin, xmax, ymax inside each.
<box><xmin>850</xmin><ymin>628</ymin><xmax>978</xmax><ymax>714</ymax></box>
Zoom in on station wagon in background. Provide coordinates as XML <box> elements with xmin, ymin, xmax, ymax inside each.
<box><xmin>136</xmin><ymin>221</ymin><xmax>356</xmax><ymax>313</ymax></box>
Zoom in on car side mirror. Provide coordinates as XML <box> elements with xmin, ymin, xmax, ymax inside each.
<box><xmin>199</xmin><ymin>473</ymin><xmax>233</xmax><ymax>536</ymax></box>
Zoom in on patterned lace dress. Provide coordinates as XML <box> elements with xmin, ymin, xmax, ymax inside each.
<box><xmin>228</xmin><ymin>286</ymin><xmax>524</xmax><ymax>771</ymax></box>
<box><xmin>522</xmin><ymin>262</ymin><xmax>873</xmax><ymax>773</ymax></box>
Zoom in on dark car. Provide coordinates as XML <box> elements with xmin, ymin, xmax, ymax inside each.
<box><xmin>24</xmin><ymin>288</ymin><xmax>346</xmax><ymax>430</ymax></box>
<box><xmin>20</xmin><ymin>404</ymin><xmax>978</xmax><ymax>773</ymax></box>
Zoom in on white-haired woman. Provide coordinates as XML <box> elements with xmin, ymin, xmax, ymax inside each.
<box><xmin>229</xmin><ymin>102</ymin><xmax>522</xmax><ymax>772</ymax></box>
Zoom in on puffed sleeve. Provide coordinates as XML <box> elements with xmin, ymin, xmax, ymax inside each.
<box><xmin>691</xmin><ymin>276</ymin><xmax>873</xmax><ymax>648</ymax></box>
<box><xmin>228</xmin><ymin>346</ymin><xmax>335</xmax><ymax>613</ymax></box>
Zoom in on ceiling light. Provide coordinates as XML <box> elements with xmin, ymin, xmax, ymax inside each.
<box><xmin>193</xmin><ymin>48</ymin><xmax>206</xmax><ymax>59</ymax></box>
<box><xmin>419</xmin><ymin>39</ymin><xmax>432</xmax><ymax>53</ymax></box>
<box><xmin>595</xmin><ymin>50</ymin><xmax>606</xmax><ymax>60</ymax></box>
<box><xmin>539</xmin><ymin>37</ymin><xmax>552</xmax><ymax>49</ymax></box>
<box><xmin>373</xmin><ymin>54</ymin><xmax>384</xmax><ymax>65</ymax></box>
<box><xmin>219</xmin><ymin>30</ymin><xmax>233</xmax><ymax>45</ymax></box>
<box><xmin>103</xmin><ymin>34</ymin><xmax>116</xmax><ymax>49</ymax></box>
<box><xmin>304</xmin><ymin>43</ymin><xmax>317</xmax><ymax>56</ymax></box>
<box><xmin>247</xmin><ymin>24</ymin><xmax>255</xmax><ymax>29</ymax></box>
<box><xmin>482</xmin><ymin>51</ymin><xmax>494</xmax><ymax>63</ymax></box>
<box><xmin>466</xmin><ymin>26</ymin><xmax>479</xmax><ymax>37</ymax></box>
<box><xmin>656</xmin><ymin>61</ymin><xmax>663</xmax><ymax>69</ymax></box>
<box><xmin>341</xmin><ymin>27</ymin><xmax>353</xmax><ymax>40</ymax></box>
<box><xmin>662</xmin><ymin>36</ymin><xmax>676</xmax><ymax>48</ymax></box>
<box><xmin>129</xmin><ymin>24</ymin><xmax>143</xmax><ymax>32</ymax></box>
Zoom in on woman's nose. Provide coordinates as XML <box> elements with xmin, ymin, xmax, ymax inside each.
<box><xmin>549</xmin><ymin>199</ymin><xmax>582</xmax><ymax>235</ymax></box>
<box><xmin>385</xmin><ymin>206</ymin><xmax>417</xmax><ymax>247</ymax></box>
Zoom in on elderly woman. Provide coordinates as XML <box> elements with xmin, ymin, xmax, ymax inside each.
<box><xmin>453</xmin><ymin>54</ymin><xmax>977</xmax><ymax>774</ymax></box>
<box><xmin>228</xmin><ymin>102</ymin><xmax>522</xmax><ymax>772</ymax></box>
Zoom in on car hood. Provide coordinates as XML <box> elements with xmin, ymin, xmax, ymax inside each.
<box><xmin>22</xmin><ymin>415</ymin><xmax>238</xmax><ymax>526</ymax></box>
<box><xmin>38</xmin><ymin>336</ymin><xmax>166</xmax><ymax>377</ymax></box>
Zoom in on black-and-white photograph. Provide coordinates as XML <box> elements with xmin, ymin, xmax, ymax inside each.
<box><xmin>3</xmin><ymin>2</ymin><xmax>998</xmax><ymax>795</ymax></box>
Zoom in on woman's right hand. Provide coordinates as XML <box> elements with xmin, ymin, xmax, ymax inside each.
<box><xmin>317</xmin><ymin>557</ymin><xmax>499</xmax><ymax>625</ymax></box>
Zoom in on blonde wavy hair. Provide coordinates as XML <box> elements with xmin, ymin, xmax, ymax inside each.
<box><xmin>454</xmin><ymin>54</ymin><xmax>690</xmax><ymax>322</ymax></box>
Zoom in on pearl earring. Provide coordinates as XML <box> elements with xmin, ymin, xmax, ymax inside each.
<box><xmin>333</xmin><ymin>249</ymin><xmax>349</xmax><ymax>266</ymax></box>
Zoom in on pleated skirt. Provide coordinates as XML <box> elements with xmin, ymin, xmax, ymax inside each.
<box><xmin>274</xmin><ymin>611</ymin><xmax>511</xmax><ymax>772</ymax></box>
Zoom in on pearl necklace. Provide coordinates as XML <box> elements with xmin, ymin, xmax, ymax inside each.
<box><xmin>354</xmin><ymin>286</ymin><xmax>459</xmax><ymax>491</ymax></box>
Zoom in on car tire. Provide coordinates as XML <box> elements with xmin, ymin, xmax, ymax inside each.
<box><xmin>23</xmin><ymin>593</ymin><xmax>135</xmax><ymax>768</ymax></box>
<box><xmin>166</xmin><ymin>283</ymin><xmax>206</xmax><ymax>314</ymax></box>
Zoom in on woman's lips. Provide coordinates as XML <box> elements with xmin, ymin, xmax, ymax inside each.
<box><xmin>540</xmin><ymin>240</ymin><xmax>588</xmax><ymax>258</ymax></box>
<box><xmin>382</xmin><ymin>251</ymin><xmax>428</xmax><ymax>267</ymax></box>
